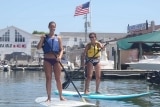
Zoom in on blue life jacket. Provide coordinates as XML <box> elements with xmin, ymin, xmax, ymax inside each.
<box><xmin>42</xmin><ymin>34</ymin><xmax>60</xmax><ymax>54</ymax></box>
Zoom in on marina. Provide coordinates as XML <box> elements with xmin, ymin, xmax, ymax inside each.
<box><xmin>1</xmin><ymin>1</ymin><xmax>160</xmax><ymax>106</ymax></box>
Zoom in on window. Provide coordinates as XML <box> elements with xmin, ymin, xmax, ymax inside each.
<box><xmin>74</xmin><ymin>38</ymin><xmax>77</xmax><ymax>42</ymax></box>
<box><xmin>0</xmin><ymin>30</ymin><xmax>10</xmax><ymax>42</ymax></box>
<box><xmin>31</xmin><ymin>41</ymin><xmax>38</xmax><ymax>48</ymax></box>
<box><xmin>15</xmin><ymin>30</ymin><xmax>25</xmax><ymax>42</ymax></box>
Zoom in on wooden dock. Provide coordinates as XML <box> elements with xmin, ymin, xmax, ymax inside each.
<box><xmin>11</xmin><ymin>66</ymin><xmax>43</xmax><ymax>71</ymax></box>
<box><xmin>10</xmin><ymin>65</ymin><xmax>153</xmax><ymax>79</ymax></box>
<box><xmin>64</xmin><ymin>69</ymin><xmax>152</xmax><ymax>79</ymax></box>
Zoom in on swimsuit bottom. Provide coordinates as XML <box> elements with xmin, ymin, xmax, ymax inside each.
<box><xmin>43</xmin><ymin>58</ymin><xmax>58</xmax><ymax>66</ymax></box>
<box><xmin>86</xmin><ymin>58</ymin><xmax>100</xmax><ymax>66</ymax></box>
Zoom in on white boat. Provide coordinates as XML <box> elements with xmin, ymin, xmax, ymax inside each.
<box><xmin>0</xmin><ymin>60</ymin><xmax>11</xmax><ymax>72</ymax></box>
<box><xmin>61</xmin><ymin>58</ymin><xmax>75</xmax><ymax>70</ymax></box>
<box><xmin>100</xmin><ymin>50</ymin><xmax>114</xmax><ymax>70</ymax></box>
<box><xmin>126</xmin><ymin>55</ymin><xmax>160</xmax><ymax>70</ymax></box>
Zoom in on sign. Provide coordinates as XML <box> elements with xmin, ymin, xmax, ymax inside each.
<box><xmin>127</xmin><ymin>23</ymin><xmax>147</xmax><ymax>33</ymax></box>
<box><xmin>0</xmin><ymin>44</ymin><xmax>26</xmax><ymax>48</ymax></box>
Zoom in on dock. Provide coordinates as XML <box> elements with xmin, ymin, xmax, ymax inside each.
<box><xmin>10</xmin><ymin>65</ymin><xmax>43</xmax><ymax>71</ymax></box>
<box><xmin>64</xmin><ymin>69</ymin><xmax>152</xmax><ymax>80</ymax></box>
<box><xmin>10</xmin><ymin>65</ymin><xmax>153</xmax><ymax>79</ymax></box>
<box><xmin>11</xmin><ymin>66</ymin><xmax>43</xmax><ymax>71</ymax></box>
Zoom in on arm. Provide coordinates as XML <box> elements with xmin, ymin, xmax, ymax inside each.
<box><xmin>98</xmin><ymin>42</ymin><xmax>105</xmax><ymax>51</ymax></box>
<box><xmin>58</xmin><ymin>36</ymin><xmax>64</xmax><ymax>60</ymax></box>
<box><xmin>37</xmin><ymin>34</ymin><xmax>45</xmax><ymax>49</ymax></box>
<box><xmin>81</xmin><ymin>44</ymin><xmax>88</xmax><ymax>67</ymax></box>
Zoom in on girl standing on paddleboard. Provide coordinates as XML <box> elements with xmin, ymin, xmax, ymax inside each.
<box><xmin>37</xmin><ymin>21</ymin><xmax>66</xmax><ymax>102</ymax></box>
<box><xmin>81</xmin><ymin>32</ymin><xmax>105</xmax><ymax>94</ymax></box>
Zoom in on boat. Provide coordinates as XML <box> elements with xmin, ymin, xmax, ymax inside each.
<box><xmin>147</xmin><ymin>70</ymin><xmax>160</xmax><ymax>85</ymax></box>
<box><xmin>61</xmin><ymin>58</ymin><xmax>75</xmax><ymax>70</ymax></box>
<box><xmin>0</xmin><ymin>60</ymin><xmax>10</xmax><ymax>72</ymax></box>
<box><xmin>100</xmin><ymin>49</ymin><xmax>114</xmax><ymax>70</ymax></box>
<box><xmin>54</xmin><ymin>90</ymin><xmax>153</xmax><ymax>100</ymax></box>
<box><xmin>125</xmin><ymin>55</ymin><xmax>160</xmax><ymax>70</ymax></box>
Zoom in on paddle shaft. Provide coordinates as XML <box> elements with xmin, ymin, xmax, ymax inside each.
<box><xmin>43</xmin><ymin>37</ymin><xmax>85</xmax><ymax>101</ymax></box>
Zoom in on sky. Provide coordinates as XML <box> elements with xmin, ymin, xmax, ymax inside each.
<box><xmin>0</xmin><ymin>0</ymin><xmax>160</xmax><ymax>34</ymax></box>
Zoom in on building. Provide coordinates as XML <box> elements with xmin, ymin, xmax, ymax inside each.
<box><xmin>60</xmin><ymin>32</ymin><xmax>127</xmax><ymax>60</ymax></box>
<box><xmin>0</xmin><ymin>26</ymin><xmax>32</xmax><ymax>60</ymax></box>
<box><xmin>0</xmin><ymin>26</ymin><xmax>127</xmax><ymax>62</ymax></box>
<box><xmin>127</xmin><ymin>20</ymin><xmax>160</xmax><ymax>37</ymax></box>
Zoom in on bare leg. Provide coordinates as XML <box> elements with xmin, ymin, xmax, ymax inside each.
<box><xmin>94</xmin><ymin>63</ymin><xmax>101</xmax><ymax>93</ymax></box>
<box><xmin>53</xmin><ymin>62</ymin><xmax>66</xmax><ymax>101</ymax></box>
<box><xmin>84</xmin><ymin>62</ymin><xmax>93</xmax><ymax>94</ymax></box>
<box><xmin>44</xmin><ymin>61</ymin><xmax>52</xmax><ymax>102</ymax></box>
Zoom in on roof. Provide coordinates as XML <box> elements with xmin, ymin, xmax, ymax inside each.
<box><xmin>1</xmin><ymin>26</ymin><xmax>32</xmax><ymax>35</ymax></box>
<box><xmin>117</xmin><ymin>31</ymin><xmax>160</xmax><ymax>50</ymax></box>
<box><xmin>60</xmin><ymin>32</ymin><xmax>127</xmax><ymax>41</ymax></box>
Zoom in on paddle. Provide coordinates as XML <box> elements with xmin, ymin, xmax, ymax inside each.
<box><xmin>62</xmin><ymin>41</ymin><xmax>109</xmax><ymax>89</ymax></box>
<box><xmin>62</xmin><ymin>67</ymin><xmax>83</xmax><ymax>89</ymax></box>
<box><xmin>43</xmin><ymin>36</ymin><xmax>86</xmax><ymax>102</ymax></box>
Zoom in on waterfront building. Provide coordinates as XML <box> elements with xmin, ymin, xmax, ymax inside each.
<box><xmin>0</xmin><ymin>26</ymin><xmax>127</xmax><ymax>62</ymax></box>
<box><xmin>0</xmin><ymin>26</ymin><xmax>32</xmax><ymax>60</ymax></box>
<box><xmin>60</xmin><ymin>32</ymin><xmax>127</xmax><ymax>60</ymax></box>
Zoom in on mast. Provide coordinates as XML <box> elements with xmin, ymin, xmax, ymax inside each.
<box><xmin>84</xmin><ymin>0</ymin><xmax>91</xmax><ymax>43</ymax></box>
<box><xmin>84</xmin><ymin>14</ymin><xmax>88</xmax><ymax>43</ymax></box>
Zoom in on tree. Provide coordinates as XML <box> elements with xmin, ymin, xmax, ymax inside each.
<box><xmin>32</xmin><ymin>30</ymin><xmax>47</xmax><ymax>34</ymax></box>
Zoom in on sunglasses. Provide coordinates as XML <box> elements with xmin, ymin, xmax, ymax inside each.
<box><xmin>89</xmin><ymin>36</ymin><xmax>95</xmax><ymax>38</ymax></box>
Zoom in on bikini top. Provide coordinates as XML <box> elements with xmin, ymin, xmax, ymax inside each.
<box><xmin>42</xmin><ymin>34</ymin><xmax>60</xmax><ymax>54</ymax></box>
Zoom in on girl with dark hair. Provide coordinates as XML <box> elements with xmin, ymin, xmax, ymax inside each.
<box><xmin>82</xmin><ymin>32</ymin><xmax>104</xmax><ymax>94</ymax></box>
<box><xmin>37</xmin><ymin>21</ymin><xmax>66</xmax><ymax>102</ymax></box>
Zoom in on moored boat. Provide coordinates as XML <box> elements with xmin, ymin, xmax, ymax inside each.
<box><xmin>0</xmin><ymin>60</ymin><xmax>10</xmax><ymax>72</ymax></box>
<box><xmin>147</xmin><ymin>71</ymin><xmax>160</xmax><ymax>85</ymax></box>
<box><xmin>126</xmin><ymin>55</ymin><xmax>160</xmax><ymax>70</ymax></box>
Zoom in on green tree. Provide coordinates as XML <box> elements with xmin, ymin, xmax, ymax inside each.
<box><xmin>32</xmin><ymin>30</ymin><xmax>47</xmax><ymax>34</ymax></box>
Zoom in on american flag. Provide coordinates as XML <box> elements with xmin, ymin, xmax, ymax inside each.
<box><xmin>74</xmin><ymin>2</ymin><xmax>90</xmax><ymax>16</ymax></box>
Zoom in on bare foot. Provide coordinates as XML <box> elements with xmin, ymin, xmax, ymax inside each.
<box><xmin>84</xmin><ymin>89</ymin><xmax>90</xmax><ymax>94</ymax></box>
<box><xmin>60</xmin><ymin>96</ymin><xmax>67</xmax><ymax>101</ymax></box>
<box><xmin>96</xmin><ymin>91</ymin><xmax>101</xmax><ymax>94</ymax></box>
<box><xmin>45</xmin><ymin>99</ymin><xmax>51</xmax><ymax>103</ymax></box>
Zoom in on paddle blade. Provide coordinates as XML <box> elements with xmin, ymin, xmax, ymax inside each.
<box><xmin>81</xmin><ymin>98</ymin><xmax>86</xmax><ymax>103</ymax></box>
<box><xmin>62</xmin><ymin>80</ymin><xmax>71</xmax><ymax>89</ymax></box>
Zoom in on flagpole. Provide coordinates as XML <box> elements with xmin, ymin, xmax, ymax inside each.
<box><xmin>89</xmin><ymin>0</ymin><xmax>92</xmax><ymax>32</ymax></box>
<box><xmin>84</xmin><ymin>14</ymin><xmax>87</xmax><ymax>43</ymax></box>
<box><xmin>84</xmin><ymin>1</ymin><xmax>91</xmax><ymax>43</ymax></box>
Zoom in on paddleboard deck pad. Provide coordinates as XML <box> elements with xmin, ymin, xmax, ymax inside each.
<box><xmin>35</xmin><ymin>97</ymin><xmax>96</xmax><ymax>107</ymax></box>
<box><xmin>54</xmin><ymin>90</ymin><xmax>153</xmax><ymax>100</ymax></box>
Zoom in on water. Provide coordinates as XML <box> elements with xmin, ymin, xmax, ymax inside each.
<box><xmin>0</xmin><ymin>71</ymin><xmax>160</xmax><ymax>107</ymax></box>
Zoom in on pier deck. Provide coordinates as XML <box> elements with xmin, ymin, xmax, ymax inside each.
<box><xmin>65</xmin><ymin>69</ymin><xmax>152</xmax><ymax>79</ymax></box>
<box><xmin>10</xmin><ymin>65</ymin><xmax>153</xmax><ymax>79</ymax></box>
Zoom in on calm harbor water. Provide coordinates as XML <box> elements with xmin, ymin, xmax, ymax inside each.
<box><xmin>0</xmin><ymin>70</ymin><xmax>160</xmax><ymax>107</ymax></box>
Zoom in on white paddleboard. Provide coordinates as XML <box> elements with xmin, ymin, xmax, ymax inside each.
<box><xmin>35</xmin><ymin>97</ymin><xmax>96</xmax><ymax>107</ymax></box>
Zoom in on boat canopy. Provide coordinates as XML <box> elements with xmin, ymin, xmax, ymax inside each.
<box><xmin>117</xmin><ymin>31</ymin><xmax>160</xmax><ymax>51</ymax></box>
